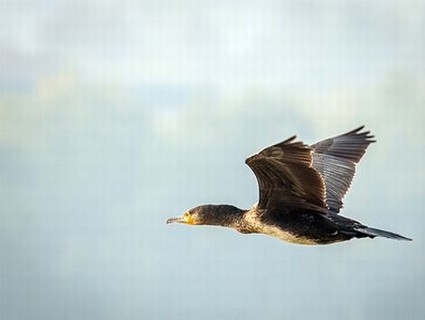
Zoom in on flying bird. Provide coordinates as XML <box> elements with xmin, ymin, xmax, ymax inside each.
<box><xmin>167</xmin><ymin>126</ymin><xmax>411</xmax><ymax>245</ymax></box>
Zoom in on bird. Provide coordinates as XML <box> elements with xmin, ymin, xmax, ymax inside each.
<box><xmin>166</xmin><ymin>126</ymin><xmax>411</xmax><ymax>245</ymax></box>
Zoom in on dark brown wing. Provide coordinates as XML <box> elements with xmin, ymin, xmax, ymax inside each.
<box><xmin>246</xmin><ymin>136</ymin><xmax>327</xmax><ymax>212</ymax></box>
<box><xmin>311</xmin><ymin>126</ymin><xmax>375</xmax><ymax>213</ymax></box>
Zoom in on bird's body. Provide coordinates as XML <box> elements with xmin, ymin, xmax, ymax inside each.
<box><xmin>167</xmin><ymin>126</ymin><xmax>411</xmax><ymax>245</ymax></box>
<box><xmin>241</xmin><ymin>206</ymin><xmax>350</xmax><ymax>245</ymax></box>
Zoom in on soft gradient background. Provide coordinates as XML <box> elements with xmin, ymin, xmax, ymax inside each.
<box><xmin>1</xmin><ymin>1</ymin><xmax>424</xmax><ymax>319</ymax></box>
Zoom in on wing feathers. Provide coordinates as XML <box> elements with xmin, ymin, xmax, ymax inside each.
<box><xmin>246</xmin><ymin>137</ymin><xmax>327</xmax><ymax>211</ymax></box>
<box><xmin>311</xmin><ymin>126</ymin><xmax>375</xmax><ymax>213</ymax></box>
<box><xmin>246</xmin><ymin>126</ymin><xmax>374</xmax><ymax>214</ymax></box>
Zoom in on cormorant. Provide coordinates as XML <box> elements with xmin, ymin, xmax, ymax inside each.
<box><xmin>166</xmin><ymin>126</ymin><xmax>411</xmax><ymax>245</ymax></box>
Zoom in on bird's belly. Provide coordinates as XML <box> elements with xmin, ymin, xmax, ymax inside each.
<box><xmin>260</xmin><ymin>225</ymin><xmax>320</xmax><ymax>245</ymax></box>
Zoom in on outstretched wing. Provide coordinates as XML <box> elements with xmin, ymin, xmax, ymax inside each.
<box><xmin>246</xmin><ymin>136</ymin><xmax>328</xmax><ymax>212</ymax></box>
<box><xmin>311</xmin><ymin>126</ymin><xmax>375</xmax><ymax>213</ymax></box>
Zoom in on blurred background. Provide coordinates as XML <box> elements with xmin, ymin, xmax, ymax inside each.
<box><xmin>1</xmin><ymin>0</ymin><xmax>424</xmax><ymax>319</ymax></box>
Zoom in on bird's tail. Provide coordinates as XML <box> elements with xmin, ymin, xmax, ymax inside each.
<box><xmin>354</xmin><ymin>226</ymin><xmax>412</xmax><ymax>241</ymax></box>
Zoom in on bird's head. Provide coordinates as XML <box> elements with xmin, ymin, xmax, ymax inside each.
<box><xmin>166</xmin><ymin>206</ymin><xmax>205</xmax><ymax>225</ymax></box>
<box><xmin>166</xmin><ymin>205</ymin><xmax>244</xmax><ymax>227</ymax></box>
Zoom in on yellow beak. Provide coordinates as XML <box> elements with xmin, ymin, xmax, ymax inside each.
<box><xmin>166</xmin><ymin>212</ymin><xmax>194</xmax><ymax>225</ymax></box>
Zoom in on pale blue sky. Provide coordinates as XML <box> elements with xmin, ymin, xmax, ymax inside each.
<box><xmin>1</xmin><ymin>1</ymin><xmax>424</xmax><ymax>319</ymax></box>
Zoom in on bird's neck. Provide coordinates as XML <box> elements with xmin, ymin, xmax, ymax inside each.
<box><xmin>203</xmin><ymin>205</ymin><xmax>246</xmax><ymax>228</ymax></box>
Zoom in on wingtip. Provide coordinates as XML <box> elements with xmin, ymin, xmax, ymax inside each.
<box><xmin>282</xmin><ymin>135</ymin><xmax>298</xmax><ymax>144</ymax></box>
<box><xmin>346</xmin><ymin>125</ymin><xmax>376</xmax><ymax>143</ymax></box>
<box><xmin>353</xmin><ymin>125</ymin><xmax>365</xmax><ymax>132</ymax></box>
